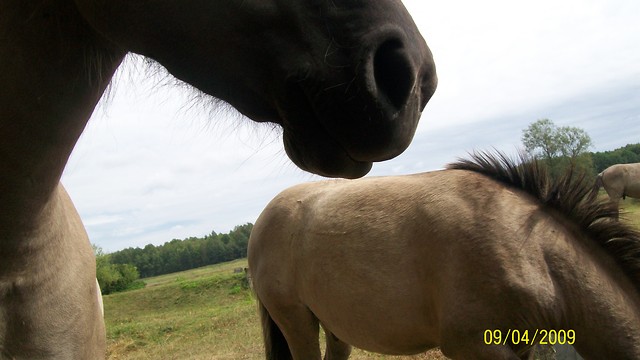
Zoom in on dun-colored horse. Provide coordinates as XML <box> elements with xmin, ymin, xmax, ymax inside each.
<box><xmin>1</xmin><ymin>1</ymin><xmax>436</xmax><ymax>358</ymax></box>
<box><xmin>249</xmin><ymin>152</ymin><xmax>640</xmax><ymax>359</ymax></box>
<box><xmin>595</xmin><ymin>163</ymin><xmax>640</xmax><ymax>206</ymax></box>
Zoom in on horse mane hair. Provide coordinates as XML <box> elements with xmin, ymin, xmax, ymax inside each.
<box><xmin>447</xmin><ymin>150</ymin><xmax>640</xmax><ymax>290</ymax></box>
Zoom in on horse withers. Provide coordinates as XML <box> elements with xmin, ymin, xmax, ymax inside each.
<box><xmin>1</xmin><ymin>0</ymin><xmax>436</xmax><ymax>358</ymax></box>
<box><xmin>249</xmin><ymin>153</ymin><xmax>640</xmax><ymax>359</ymax></box>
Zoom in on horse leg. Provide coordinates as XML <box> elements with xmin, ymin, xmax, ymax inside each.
<box><xmin>610</xmin><ymin>199</ymin><xmax>621</xmax><ymax>220</ymax></box>
<box><xmin>267</xmin><ymin>303</ymin><xmax>323</xmax><ymax>360</ymax></box>
<box><xmin>257</xmin><ymin>298</ymin><xmax>293</xmax><ymax>360</ymax></box>
<box><xmin>604</xmin><ymin>189</ymin><xmax>622</xmax><ymax>220</ymax></box>
<box><xmin>321</xmin><ymin>325</ymin><xmax>352</xmax><ymax>360</ymax></box>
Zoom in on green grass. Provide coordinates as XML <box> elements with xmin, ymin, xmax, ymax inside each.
<box><xmin>141</xmin><ymin>259</ymin><xmax>249</xmax><ymax>289</ymax></box>
<box><xmin>105</xmin><ymin>203</ymin><xmax>640</xmax><ymax>359</ymax></box>
<box><xmin>620</xmin><ymin>197</ymin><xmax>640</xmax><ymax>228</ymax></box>
<box><xmin>106</xmin><ymin>259</ymin><xmax>260</xmax><ymax>359</ymax></box>
<box><xmin>594</xmin><ymin>189</ymin><xmax>640</xmax><ymax>227</ymax></box>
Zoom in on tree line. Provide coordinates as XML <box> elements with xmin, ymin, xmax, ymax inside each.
<box><xmin>591</xmin><ymin>143</ymin><xmax>640</xmax><ymax>173</ymax></box>
<box><xmin>95</xmin><ymin>223</ymin><xmax>253</xmax><ymax>293</ymax></box>
<box><xmin>109</xmin><ymin>223</ymin><xmax>253</xmax><ymax>278</ymax></box>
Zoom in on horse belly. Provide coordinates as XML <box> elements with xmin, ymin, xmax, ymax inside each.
<box><xmin>306</xmin><ymin>276</ymin><xmax>439</xmax><ymax>355</ymax></box>
<box><xmin>625</xmin><ymin>182</ymin><xmax>640</xmax><ymax>198</ymax></box>
<box><xmin>297</xmin><ymin>234</ymin><xmax>442</xmax><ymax>355</ymax></box>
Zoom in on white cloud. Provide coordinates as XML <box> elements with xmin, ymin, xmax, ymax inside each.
<box><xmin>405</xmin><ymin>0</ymin><xmax>640</xmax><ymax>130</ymax></box>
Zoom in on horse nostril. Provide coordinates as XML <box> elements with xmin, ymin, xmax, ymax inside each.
<box><xmin>372</xmin><ymin>39</ymin><xmax>415</xmax><ymax>111</ymax></box>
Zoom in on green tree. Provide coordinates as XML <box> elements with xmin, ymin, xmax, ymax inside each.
<box><xmin>522</xmin><ymin>119</ymin><xmax>561</xmax><ymax>164</ymax></box>
<box><xmin>522</xmin><ymin>119</ymin><xmax>594</xmax><ymax>177</ymax></box>
<box><xmin>94</xmin><ymin>244</ymin><xmax>144</xmax><ymax>294</ymax></box>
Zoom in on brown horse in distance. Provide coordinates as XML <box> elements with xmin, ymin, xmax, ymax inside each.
<box><xmin>594</xmin><ymin>163</ymin><xmax>640</xmax><ymax>210</ymax></box>
<box><xmin>249</xmin><ymin>152</ymin><xmax>640</xmax><ymax>359</ymax></box>
<box><xmin>0</xmin><ymin>1</ymin><xmax>437</xmax><ymax>358</ymax></box>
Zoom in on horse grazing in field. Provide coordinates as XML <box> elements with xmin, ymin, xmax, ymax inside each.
<box><xmin>249</xmin><ymin>152</ymin><xmax>640</xmax><ymax>360</ymax></box>
<box><xmin>594</xmin><ymin>163</ymin><xmax>640</xmax><ymax>208</ymax></box>
<box><xmin>0</xmin><ymin>1</ymin><xmax>437</xmax><ymax>358</ymax></box>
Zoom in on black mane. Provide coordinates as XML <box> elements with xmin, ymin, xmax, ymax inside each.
<box><xmin>448</xmin><ymin>151</ymin><xmax>640</xmax><ymax>289</ymax></box>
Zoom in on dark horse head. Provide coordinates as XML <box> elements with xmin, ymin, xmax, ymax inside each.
<box><xmin>75</xmin><ymin>0</ymin><xmax>437</xmax><ymax>178</ymax></box>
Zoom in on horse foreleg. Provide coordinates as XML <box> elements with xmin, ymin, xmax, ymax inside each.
<box><xmin>322</xmin><ymin>325</ymin><xmax>352</xmax><ymax>360</ymax></box>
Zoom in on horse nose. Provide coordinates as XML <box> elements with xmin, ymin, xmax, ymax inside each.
<box><xmin>347</xmin><ymin>32</ymin><xmax>436</xmax><ymax>158</ymax></box>
<box><xmin>323</xmin><ymin>29</ymin><xmax>437</xmax><ymax>165</ymax></box>
<box><xmin>371</xmin><ymin>38</ymin><xmax>416</xmax><ymax>112</ymax></box>
<box><xmin>365</xmin><ymin>33</ymin><xmax>436</xmax><ymax>115</ymax></box>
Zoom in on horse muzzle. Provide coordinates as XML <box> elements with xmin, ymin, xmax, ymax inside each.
<box><xmin>320</xmin><ymin>26</ymin><xmax>438</xmax><ymax>164</ymax></box>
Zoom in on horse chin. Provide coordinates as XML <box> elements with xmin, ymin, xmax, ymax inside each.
<box><xmin>282</xmin><ymin>132</ymin><xmax>373</xmax><ymax>179</ymax></box>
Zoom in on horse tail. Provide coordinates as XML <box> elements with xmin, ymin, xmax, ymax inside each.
<box><xmin>591</xmin><ymin>171</ymin><xmax>604</xmax><ymax>199</ymax></box>
<box><xmin>257</xmin><ymin>297</ymin><xmax>292</xmax><ymax>360</ymax></box>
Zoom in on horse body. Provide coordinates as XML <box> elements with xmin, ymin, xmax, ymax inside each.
<box><xmin>2</xmin><ymin>0</ymin><xmax>436</xmax><ymax>357</ymax></box>
<box><xmin>596</xmin><ymin>163</ymin><xmax>640</xmax><ymax>203</ymax></box>
<box><xmin>249</xmin><ymin>155</ymin><xmax>640</xmax><ymax>359</ymax></box>
<box><xmin>1</xmin><ymin>186</ymin><xmax>105</xmax><ymax>359</ymax></box>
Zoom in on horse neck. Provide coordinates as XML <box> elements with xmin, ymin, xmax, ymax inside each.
<box><xmin>550</xmin><ymin>229</ymin><xmax>640</xmax><ymax>359</ymax></box>
<box><xmin>0</xmin><ymin>1</ymin><xmax>124</xmax><ymax>240</ymax></box>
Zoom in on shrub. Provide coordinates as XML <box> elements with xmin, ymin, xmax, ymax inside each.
<box><xmin>97</xmin><ymin>261</ymin><xmax>145</xmax><ymax>294</ymax></box>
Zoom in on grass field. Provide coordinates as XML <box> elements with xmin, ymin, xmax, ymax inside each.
<box><xmin>105</xmin><ymin>198</ymin><xmax>640</xmax><ymax>359</ymax></box>
<box><xmin>619</xmin><ymin>197</ymin><xmax>640</xmax><ymax>227</ymax></box>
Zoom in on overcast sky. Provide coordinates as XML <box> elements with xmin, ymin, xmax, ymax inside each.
<box><xmin>62</xmin><ymin>0</ymin><xmax>640</xmax><ymax>252</ymax></box>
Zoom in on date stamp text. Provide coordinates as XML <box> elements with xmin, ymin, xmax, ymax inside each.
<box><xmin>483</xmin><ymin>329</ymin><xmax>575</xmax><ymax>346</ymax></box>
